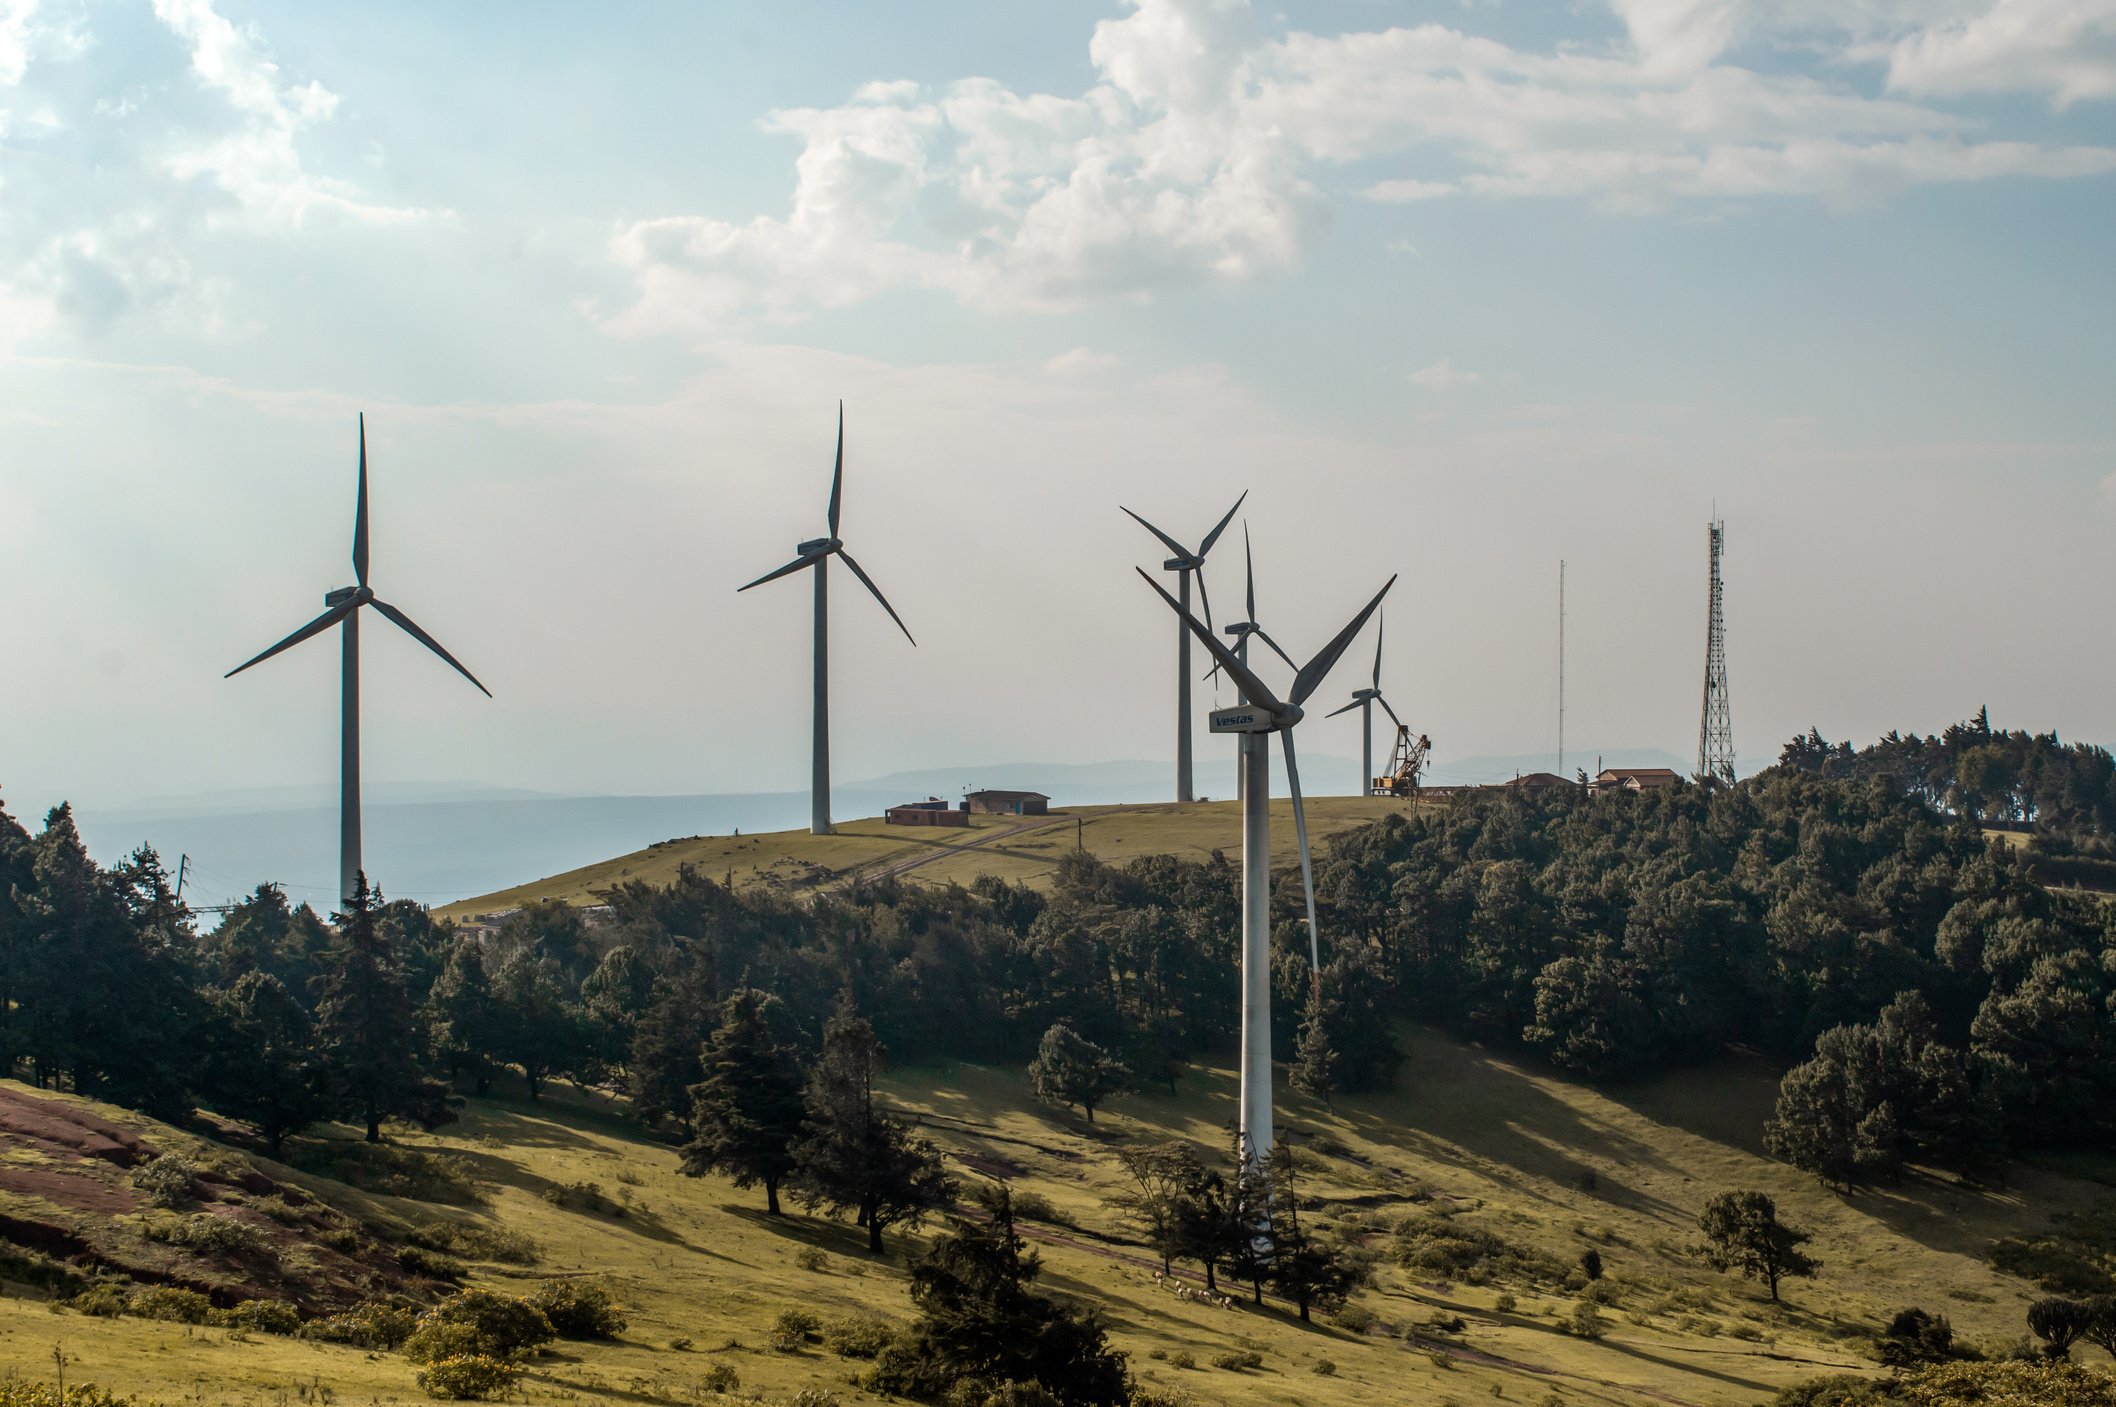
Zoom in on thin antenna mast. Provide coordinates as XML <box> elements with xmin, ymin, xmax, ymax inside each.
<box><xmin>1699</xmin><ymin>518</ymin><xmax>1735</xmax><ymax>784</ymax></box>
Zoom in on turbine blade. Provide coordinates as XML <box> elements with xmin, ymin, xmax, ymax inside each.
<box><xmin>1196</xmin><ymin>490</ymin><xmax>1247</xmax><ymax>559</ymax></box>
<box><xmin>370</xmin><ymin>598</ymin><xmax>492</xmax><ymax>697</ymax></box>
<box><xmin>837</xmin><ymin>549</ymin><xmax>915</xmax><ymax>645</ymax></box>
<box><xmin>738</xmin><ymin>553</ymin><xmax>816</xmax><ymax>592</ymax></box>
<box><xmin>1252</xmin><ymin>627</ymin><xmax>1299</xmax><ymax>673</ymax></box>
<box><xmin>353</xmin><ymin>414</ymin><xmax>370</xmax><ymax>588</ymax></box>
<box><xmin>1281</xmin><ymin>727</ymin><xmax>1323</xmax><ymax>985</ymax></box>
<box><xmin>1243</xmin><ymin>523</ymin><xmax>1255</xmax><ymax>622</ymax></box>
<box><xmin>1195</xmin><ymin>567</ymin><xmax>1216</xmax><ymax>638</ymax></box>
<box><xmin>1324</xmin><ymin>699</ymin><xmax>1362</xmax><ymax>718</ymax></box>
<box><xmin>225</xmin><ymin>601</ymin><xmax>353</xmax><ymax>679</ymax></box>
<box><xmin>1373</xmin><ymin>607</ymin><xmax>1383</xmax><ymax>690</ymax></box>
<box><xmin>1122</xmin><ymin>507</ymin><xmax>1191</xmax><ymax>562</ymax></box>
<box><xmin>1135</xmin><ymin>568</ymin><xmax>1282</xmax><ymax>711</ymax></box>
<box><xmin>1378</xmin><ymin>694</ymin><xmax>1404</xmax><ymax>730</ymax></box>
<box><xmin>827</xmin><ymin>401</ymin><xmax>844</xmax><ymax>537</ymax></box>
<box><xmin>1291</xmin><ymin>575</ymin><xmax>1397</xmax><ymax>708</ymax></box>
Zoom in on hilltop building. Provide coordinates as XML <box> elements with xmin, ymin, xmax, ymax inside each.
<box><xmin>886</xmin><ymin>798</ymin><xmax>969</xmax><ymax>828</ymax></box>
<box><xmin>1592</xmin><ymin>767</ymin><xmax>1682</xmax><ymax>796</ymax></box>
<box><xmin>963</xmin><ymin>789</ymin><xmax>1050</xmax><ymax>816</ymax></box>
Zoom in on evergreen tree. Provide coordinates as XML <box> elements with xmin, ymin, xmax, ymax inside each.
<box><xmin>1027</xmin><ymin>1021</ymin><xmax>1133</xmax><ymax>1123</ymax></box>
<box><xmin>1290</xmin><ymin>984</ymin><xmax>1341</xmax><ymax>1108</ymax></box>
<box><xmin>1266</xmin><ymin>1140</ymin><xmax>1361</xmax><ymax>1322</ymax></box>
<box><xmin>0</xmin><ymin>794</ymin><xmax>34</xmax><ymax>1079</ymax></box>
<box><xmin>629</xmin><ymin>962</ymin><xmax>717</xmax><ymax>1130</ymax></box>
<box><xmin>1113</xmin><ymin>1141</ymin><xmax>1206</xmax><ymax>1274</ymax></box>
<box><xmin>426</xmin><ymin>937</ymin><xmax>500</xmax><ymax>1094</ymax></box>
<box><xmin>1697</xmin><ymin>1190</ymin><xmax>1819</xmax><ymax>1302</ymax></box>
<box><xmin>202</xmin><ymin>971</ymin><xmax>329</xmax><ymax>1151</ymax></box>
<box><xmin>866</xmin><ymin>1186</ymin><xmax>1132</xmax><ymax>1406</ymax></box>
<box><xmin>683</xmin><ymin>988</ymin><xmax>806</xmax><ymax>1215</ymax></box>
<box><xmin>316</xmin><ymin>873</ymin><xmax>448</xmax><ymax>1142</ymax></box>
<box><xmin>490</xmin><ymin>948</ymin><xmax>583</xmax><ymax>1100</ymax></box>
<box><xmin>791</xmin><ymin>1006</ymin><xmax>954</xmax><ymax>1253</ymax></box>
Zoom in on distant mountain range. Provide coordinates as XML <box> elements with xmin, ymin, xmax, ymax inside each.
<box><xmin>73</xmin><ymin>745</ymin><xmax>1729</xmax><ymax>914</ymax></box>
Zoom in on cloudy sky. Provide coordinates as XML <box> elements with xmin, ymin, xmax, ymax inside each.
<box><xmin>3</xmin><ymin>0</ymin><xmax>2114</xmax><ymax>817</ymax></box>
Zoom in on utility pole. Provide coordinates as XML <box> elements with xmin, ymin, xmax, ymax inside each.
<box><xmin>174</xmin><ymin>853</ymin><xmax>189</xmax><ymax>904</ymax></box>
<box><xmin>1699</xmin><ymin>518</ymin><xmax>1735</xmax><ymax>785</ymax></box>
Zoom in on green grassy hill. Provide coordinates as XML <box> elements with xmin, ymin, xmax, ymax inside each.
<box><xmin>437</xmin><ymin>796</ymin><xmax>1438</xmax><ymax>921</ymax></box>
<box><xmin>8</xmin><ymin>1025</ymin><xmax>2104</xmax><ymax>1407</ymax></box>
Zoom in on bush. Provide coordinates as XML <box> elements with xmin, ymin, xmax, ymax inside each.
<box><xmin>789</xmin><ymin>1392</ymin><xmax>839</xmax><ymax>1407</ymax></box>
<box><xmin>212</xmin><ymin>1299</ymin><xmax>302</xmax><ymax>1335</ymax></box>
<box><xmin>397</xmin><ymin>1245</ymin><xmax>465</xmax><ymax>1281</ymax></box>
<box><xmin>140</xmin><ymin>1212</ymin><xmax>271</xmax><ymax>1258</ymax></box>
<box><xmin>0</xmin><ymin>1384</ymin><xmax>146</xmax><ymax>1407</ymax></box>
<box><xmin>772</xmin><ymin>1307</ymin><xmax>821</xmax><ymax>1349</ymax></box>
<box><xmin>131</xmin><ymin>1154</ymin><xmax>201</xmax><ymax>1209</ymax></box>
<box><xmin>1327</xmin><ymin>1303</ymin><xmax>1376</xmax><ymax>1333</ymax></box>
<box><xmin>416</xmin><ymin>1354</ymin><xmax>521</xmax><ymax>1401</ymax></box>
<box><xmin>1313</xmin><ymin>1359</ymin><xmax>1338</xmax><ymax>1376</ymax></box>
<box><xmin>699</xmin><ymin>1363</ymin><xmax>739</xmax><ymax>1394</ymax></box>
<box><xmin>1168</xmin><ymin>1350</ymin><xmax>1196</xmax><ymax>1370</ymax></box>
<box><xmin>288</xmin><ymin>1141</ymin><xmax>480</xmax><ymax>1205</ymax></box>
<box><xmin>303</xmin><ymin>1300</ymin><xmax>418</xmax><ymax>1350</ymax></box>
<box><xmin>526</xmin><ymin>1279</ymin><xmax>626</xmax><ymax>1339</ymax></box>
<box><xmin>1568</xmin><ymin>1302</ymin><xmax>1606</xmax><ymax>1341</ymax></box>
<box><xmin>0</xmin><ymin>1242</ymin><xmax>91</xmax><ymax>1297</ymax></box>
<box><xmin>1877</xmin><ymin>1308</ymin><xmax>1957</xmax><ymax>1366</ymax></box>
<box><xmin>402</xmin><ymin>1289</ymin><xmax>555</xmax><ymax>1363</ymax></box>
<box><xmin>406</xmin><ymin>1220</ymin><xmax>538</xmax><ymax>1265</ymax></box>
<box><xmin>1580</xmin><ymin>1249</ymin><xmax>1604</xmax><ymax>1281</ymax></box>
<box><xmin>1393</xmin><ymin>1213</ymin><xmax>1566</xmax><ymax>1287</ymax></box>
<box><xmin>1211</xmin><ymin>1349</ymin><xmax>1264</xmax><ymax>1372</ymax></box>
<box><xmin>126</xmin><ymin>1286</ymin><xmax>215</xmax><ymax>1323</ymax></box>
<box><xmin>822</xmin><ymin>1315</ymin><xmax>896</xmax><ymax>1359</ymax></box>
<box><xmin>64</xmin><ymin>1285</ymin><xmax>131</xmax><ymax>1318</ymax></box>
<box><xmin>1495</xmin><ymin>1292</ymin><xmax>1519</xmax><ymax>1314</ymax></box>
<box><xmin>795</xmin><ymin>1247</ymin><xmax>829</xmax><ymax>1272</ymax></box>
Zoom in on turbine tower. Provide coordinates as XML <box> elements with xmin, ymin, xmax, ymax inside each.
<box><xmin>1123</xmin><ymin>493</ymin><xmax>1246</xmax><ymax>803</ymax></box>
<box><xmin>1324</xmin><ymin>610</ymin><xmax>1405</xmax><ymax>796</ymax></box>
<box><xmin>739</xmin><ymin>404</ymin><xmax>914</xmax><ymax>835</ymax></box>
<box><xmin>1139</xmin><ymin>566</ymin><xmax>1394</xmax><ymax>1169</ymax></box>
<box><xmin>226</xmin><ymin>415</ymin><xmax>491</xmax><ymax>908</ymax></box>
<box><xmin>1699</xmin><ymin>517</ymin><xmax>1735</xmax><ymax>785</ymax></box>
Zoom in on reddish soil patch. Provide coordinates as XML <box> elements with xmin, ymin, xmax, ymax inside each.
<box><xmin>0</xmin><ymin>1163</ymin><xmax>136</xmax><ymax>1215</ymax></box>
<box><xmin>0</xmin><ymin>1087</ymin><xmax>151</xmax><ymax>1167</ymax></box>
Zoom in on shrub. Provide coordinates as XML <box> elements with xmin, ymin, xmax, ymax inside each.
<box><xmin>541</xmin><ymin>1181</ymin><xmax>622</xmax><ymax>1216</ymax></box>
<box><xmin>1580</xmin><ymin>1249</ymin><xmax>1603</xmax><ymax>1281</ymax></box>
<box><xmin>822</xmin><ymin>1315</ymin><xmax>895</xmax><ymax>1358</ymax></box>
<box><xmin>1495</xmin><ymin>1292</ymin><xmax>1519</xmax><ymax>1314</ymax></box>
<box><xmin>795</xmin><ymin>1247</ymin><xmax>829</xmax><ymax>1273</ymax></box>
<box><xmin>1569</xmin><ymin>1302</ymin><xmax>1606</xmax><ymax>1340</ymax></box>
<box><xmin>772</xmin><ymin>1307</ymin><xmax>821</xmax><ymax>1349</ymax></box>
<box><xmin>402</xmin><ymin>1289</ymin><xmax>555</xmax><ymax>1363</ymax></box>
<box><xmin>699</xmin><ymin>1363</ymin><xmax>739</xmax><ymax>1394</ymax></box>
<box><xmin>0</xmin><ymin>1384</ymin><xmax>145</xmax><ymax>1407</ymax></box>
<box><xmin>1876</xmin><ymin>1308</ymin><xmax>1957</xmax><ymax>1366</ymax></box>
<box><xmin>303</xmin><ymin>1300</ymin><xmax>418</xmax><ymax>1350</ymax></box>
<box><xmin>1328</xmin><ymin>1303</ymin><xmax>1376</xmax><ymax>1333</ymax></box>
<box><xmin>1006</xmin><ymin>1190</ymin><xmax>1071</xmax><ymax>1226</ymax></box>
<box><xmin>64</xmin><ymin>1285</ymin><xmax>130</xmax><ymax>1318</ymax></box>
<box><xmin>1130</xmin><ymin>1393</ymin><xmax>1198</xmax><ymax>1407</ymax></box>
<box><xmin>1168</xmin><ymin>1350</ymin><xmax>1196</xmax><ymax>1370</ymax></box>
<box><xmin>1393</xmin><ymin>1213</ymin><xmax>1566</xmax><ymax>1287</ymax></box>
<box><xmin>0</xmin><ymin>1243</ymin><xmax>91</xmax><ymax>1297</ymax></box>
<box><xmin>126</xmin><ymin>1287</ymin><xmax>215</xmax><ymax>1323</ymax></box>
<box><xmin>1211</xmin><ymin>1349</ymin><xmax>1264</xmax><ymax>1371</ymax></box>
<box><xmin>141</xmin><ymin>1212</ymin><xmax>272</xmax><ymax>1258</ymax></box>
<box><xmin>526</xmin><ymin>1279</ymin><xmax>626</xmax><ymax>1339</ymax></box>
<box><xmin>1313</xmin><ymin>1359</ymin><xmax>1338</xmax><ymax>1376</ymax></box>
<box><xmin>131</xmin><ymin>1154</ymin><xmax>201</xmax><ymax>1209</ymax></box>
<box><xmin>788</xmin><ymin>1392</ymin><xmax>839</xmax><ymax>1407</ymax></box>
<box><xmin>397</xmin><ymin>1246</ymin><xmax>465</xmax><ymax>1281</ymax></box>
<box><xmin>416</xmin><ymin>1354</ymin><xmax>520</xmax><ymax>1401</ymax></box>
<box><xmin>212</xmin><ymin>1300</ymin><xmax>302</xmax><ymax>1335</ymax></box>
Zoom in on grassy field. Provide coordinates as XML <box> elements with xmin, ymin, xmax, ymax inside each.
<box><xmin>9</xmin><ymin>1025</ymin><xmax>2105</xmax><ymax>1407</ymax></box>
<box><xmin>437</xmin><ymin>796</ymin><xmax>1438</xmax><ymax>921</ymax></box>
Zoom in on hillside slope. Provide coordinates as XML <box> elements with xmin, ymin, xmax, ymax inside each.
<box><xmin>6</xmin><ymin>1028</ymin><xmax>2105</xmax><ymax>1407</ymax></box>
<box><xmin>438</xmin><ymin>796</ymin><xmax>1436</xmax><ymax>921</ymax></box>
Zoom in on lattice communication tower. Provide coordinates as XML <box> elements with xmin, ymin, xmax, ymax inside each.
<box><xmin>1698</xmin><ymin>518</ymin><xmax>1735</xmax><ymax>785</ymax></box>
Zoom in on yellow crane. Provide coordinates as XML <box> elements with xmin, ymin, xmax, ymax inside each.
<box><xmin>1371</xmin><ymin>727</ymin><xmax>1432</xmax><ymax>796</ymax></box>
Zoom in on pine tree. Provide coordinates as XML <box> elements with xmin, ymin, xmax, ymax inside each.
<box><xmin>203</xmin><ymin>971</ymin><xmax>329</xmax><ymax>1151</ymax></box>
<box><xmin>426</xmin><ymin>937</ymin><xmax>499</xmax><ymax>1094</ymax></box>
<box><xmin>867</xmin><ymin>1186</ymin><xmax>1132</xmax><ymax>1405</ymax></box>
<box><xmin>1113</xmin><ymin>1141</ymin><xmax>1207</xmax><ymax>1274</ymax></box>
<box><xmin>683</xmin><ymin>988</ymin><xmax>806</xmax><ymax>1215</ymax></box>
<box><xmin>316</xmin><ymin>873</ymin><xmax>448</xmax><ymax>1142</ymax></box>
<box><xmin>629</xmin><ymin>961</ymin><xmax>717</xmax><ymax>1130</ymax></box>
<box><xmin>791</xmin><ymin>1006</ymin><xmax>954</xmax><ymax>1253</ymax></box>
<box><xmin>1697</xmin><ymin>1190</ymin><xmax>1819</xmax><ymax>1302</ymax></box>
<box><xmin>1266</xmin><ymin>1140</ymin><xmax>1361</xmax><ymax>1322</ymax></box>
<box><xmin>1027</xmin><ymin>1021</ymin><xmax>1134</xmax><ymax>1123</ymax></box>
<box><xmin>490</xmin><ymin>948</ymin><xmax>583</xmax><ymax>1101</ymax></box>
<box><xmin>1290</xmin><ymin>984</ymin><xmax>1341</xmax><ymax>1108</ymax></box>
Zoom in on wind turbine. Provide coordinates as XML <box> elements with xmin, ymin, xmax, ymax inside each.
<box><xmin>1209</xmin><ymin>526</ymin><xmax>1295</xmax><ymax>800</ymax></box>
<box><xmin>1123</xmin><ymin>492</ymin><xmax>1246</xmax><ymax>804</ymax></box>
<box><xmin>1325</xmin><ymin>610</ymin><xmax>1405</xmax><ymax>796</ymax></box>
<box><xmin>739</xmin><ymin>403</ymin><xmax>914</xmax><ymax>836</ymax></box>
<box><xmin>226</xmin><ymin>415</ymin><xmax>490</xmax><ymax>909</ymax></box>
<box><xmin>1138</xmin><ymin>566</ymin><xmax>1394</xmax><ymax>1169</ymax></box>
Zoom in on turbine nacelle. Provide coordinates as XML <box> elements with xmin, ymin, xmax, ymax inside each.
<box><xmin>798</xmin><ymin>536</ymin><xmax>842</xmax><ymax>556</ymax></box>
<box><xmin>1161</xmin><ymin>554</ymin><xmax>1201</xmax><ymax>572</ymax></box>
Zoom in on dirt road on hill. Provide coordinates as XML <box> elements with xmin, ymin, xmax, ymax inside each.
<box><xmin>848</xmin><ymin>807</ymin><xmax>1153</xmax><ymax>887</ymax></box>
